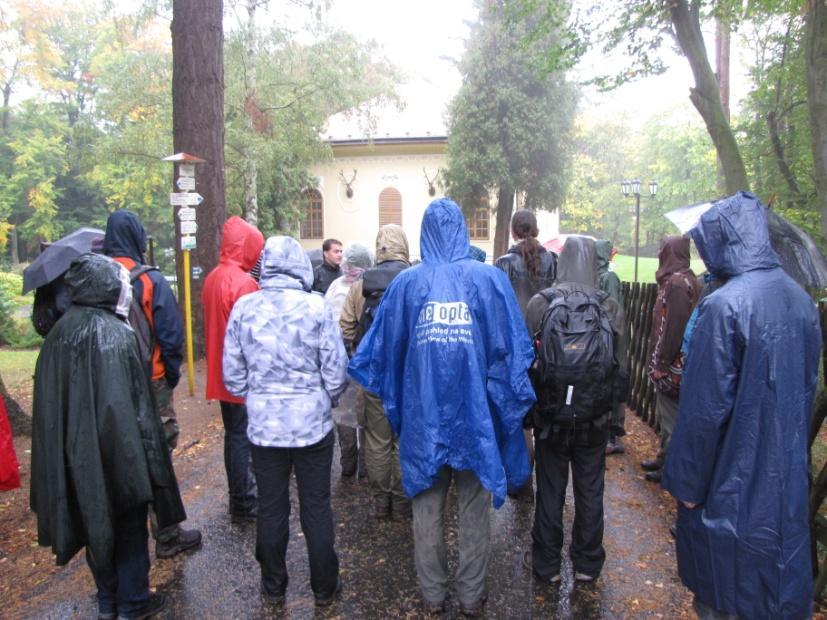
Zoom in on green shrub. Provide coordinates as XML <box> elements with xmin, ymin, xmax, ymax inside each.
<box><xmin>0</xmin><ymin>272</ymin><xmax>24</xmax><ymax>299</ymax></box>
<box><xmin>0</xmin><ymin>277</ymin><xmax>42</xmax><ymax>349</ymax></box>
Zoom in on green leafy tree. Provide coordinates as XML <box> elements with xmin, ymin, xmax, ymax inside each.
<box><xmin>446</xmin><ymin>0</ymin><xmax>576</xmax><ymax>258</ymax></box>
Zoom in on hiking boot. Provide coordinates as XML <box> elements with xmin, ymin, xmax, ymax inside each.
<box><xmin>644</xmin><ymin>470</ymin><xmax>662</xmax><ymax>483</ymax></box>
<box><xmin>98</xmin><ymin>613</ymin><xmax>116</xmax><ymax>620</ymax></box>
<box><xmin>606</xmin><ymin>436</ymin><xmax>625</xmax><ymax>455</ymax></box>
<box><xmin>422</xmin><ymin>598</ymin><xmax>446</xmax><ymax>615</ymax></box>
<box><xmin>117</xmin><ymin>593</ymin><xmax>166</xmax><ymax>619</ymax></box>
<box><xmin>314</xmin><ymin>577</ymin><xmax>342</xmax><ymax>607</ymax></box>
<box><xmin>261</xmin><ymin>583</ymin><xmax>285</xmax><ymax>606</ymax></box>
<box><xmin>155</xmin><ymin>528</ymin><xmax>202</xmax><ymax>559</ymax></box>
<box><xmin>640</xmin><ymin>460</ymin><xmax>661</xmax><ymax>471</ymax></box>
<box><xmin>575</xmin><ymin>572</ymin><xmax>596</xmax><ymax>583</ymax></box>
<box><xmin>522</xmin><ymin>550</ymin><xmax>560</xmax><ymax>584</ymax></box>
<box><xmin>460</xmin><ymin>595</ymin><xmax>487</xmax><ymax>617</ymax></box>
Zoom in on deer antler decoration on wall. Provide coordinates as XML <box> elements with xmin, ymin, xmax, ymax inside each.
<box><xmin>423</xmin><ymin>168</ymin><xmax>440</xmax><ymax>197</ymax></box>
<box><xmin>339</xmin><ymin>169</ymin><xmax>357</xmax><ymax>198</ymax></box>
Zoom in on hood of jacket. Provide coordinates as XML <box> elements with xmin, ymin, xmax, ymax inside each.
<box><xmin>656</xmin><ymin>235</ymin><xmax>692</xmax><ymax>285</ymax></box>
<box><xmin>103</xmin><ymin>210</ymin><xmax>147</xmax><ymax>263</ymax></box>
<box><xmin>260</xmin><ymin>236</ymin><xmax>313</xmax><ymax>290</ymax></box>
<box><xmin>691</xmin><ymin>191</ymin><xmax>780</xmax><ymax>279</ymax></box>
<box><xmin>556</xmin><ymin>235</ymin><xmax>597</xmax><ymax>287</ymax></box>
<box><xmin>420</xmin><ymin>198</ymin><xmax>470</xmax><ymax>264</ymax></box>
<box><xmin>375</xmin><ymin>224</ymin><xmax>410</xmax><ymax>265</ymax></box>
<box><xmin>595</xmin><ymin>240</ymin><xmax>613</xmax><ymax>275</ymax></box>
<box><xmin>64</xmin><ymin>253</ymin><xmax>132</xmax><ymax>319</ymax></box>
<box><xmin>220</xmin><ymin>216</ymin><xmax>264</xmax><ymax>272</ymax></box>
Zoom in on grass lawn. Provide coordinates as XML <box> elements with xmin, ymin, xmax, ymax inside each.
<box><xmin>0</xmin><ymin>347</ymin><xmax>39</xmax><ymax>389</ymax></box>
<box><xmin>612</xmin><ymin>254</ymin><xmax>706</xmax><ymax>284</ymax></box>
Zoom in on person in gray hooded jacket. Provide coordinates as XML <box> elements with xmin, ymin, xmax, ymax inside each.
<box><xmin>223</xmin><ymin>235</ymin><xmax>349</xmax><ymax>607</ymax></box>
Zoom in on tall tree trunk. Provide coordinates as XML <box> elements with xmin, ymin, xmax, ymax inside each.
<box><xmin>806</xmin><ymin>0</ymin><xmax>827</xmax><ymax>241</ymax></box>
<box><xmin>767</xmin><ymin>110</ymin><xmax>804</xmax><ymax>202</ymax></box>
<box><xmin>493</xmin><ymin>186</ymin><xmax>514</xmax><ymax>260</ymax></box>
<box><xmin>171</xmin><ymin>0</ymin><xmax>227</xmax><ymax>356</ymax></box>
<box><xmin>715</xmin><ymin>14</ymin><xmax>731</xmax><ymax>194</ymax></box>
<box><xmin>242</xmin><ymin>0</ymin><xmax>258</xmax><ymax>225</ymax></box>
<box><xmin>671</xmin><ymin>0</ymin><xmax>749</xmax><ymax>195</ymax></box>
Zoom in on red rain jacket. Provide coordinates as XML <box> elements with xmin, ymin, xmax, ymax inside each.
<box><xmin>0</xmin><ymin>398</ymin><xmax>20</xmax><ymax>491</ymax></box>
<box><xmin>202</xmin><ymin>217</ymin><xmax>264</xmax><ymax>403</ymax></box>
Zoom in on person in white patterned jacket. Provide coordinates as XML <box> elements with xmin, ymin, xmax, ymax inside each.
<box><xmin>222</xmin><ymin>235</ymin><xmax>349</xmax><ymax>608</ymax></box>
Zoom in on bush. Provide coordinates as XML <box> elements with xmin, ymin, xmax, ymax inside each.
<box><xmin>0</xmin><ymin>273</ymin><xmax>42</xmax><ymax>349</ymax></box>
<box><xmin>0</xmin><ymin>272</ymin><xmax>24</xmax><ymax>299</ymax></box>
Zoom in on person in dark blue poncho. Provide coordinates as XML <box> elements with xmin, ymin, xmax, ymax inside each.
<box><xmin>662</xmin><ymin>192</ymin><xmax>821</xmax><ymax>620</ymax></box>
<box><xmin>348</xmin><ymin>198</ymin><xmax>535</xmax><ymax>615</ymax></box>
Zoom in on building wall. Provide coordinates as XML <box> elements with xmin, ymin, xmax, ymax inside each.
<box><xmin>303</xmin><ymin>141</ymin><xmax>559</xmax><ymax>261</ymax></box>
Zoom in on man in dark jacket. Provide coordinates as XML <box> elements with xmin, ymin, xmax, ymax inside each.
<box><xmin>312</xmin><ymin>238</ymin><xmax>343</xmax><ymax>294</ymax></box>
<box><xmin>30</xmin><ymin>253</ymin><xmax>186</xmax><ymax>619</ymax></box>
<box><xmin>103</xmin><ymin>210</ymin><xmax>201</xmax><ymax>558</ymax></box>
<box><xmin>202</xmin><ymin>216</ymin><xmax>264</xmax><ymax>522</ymax></box>
<box><xmin>596</xmin><ymin>240</ymin><xmax>627</xmax><ymax>455</ymax></box>
<box><xmin>662</xmin><ymin>192</ymin><xmax>820</xmax><ymax>620</ymax></box>
<box><xmin>641</xmin><ymin>235</ymin><xmax>700</xmax><ymax>482</ymax></box>
<box><xmin>524</xmin><ymin>236</ymin><xmax>627</xmax><ymax>585</ymax></box>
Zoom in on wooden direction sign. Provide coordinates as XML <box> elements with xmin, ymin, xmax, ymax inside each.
<box><xmin>177</xmin><ymin>207</ymin><xmax>197</xmax><ymax>221</ymax></box>
<box><xmin>180</xmin><ymin>221</ymin><xmax>198</xmax><ymax>235</ymax></box>
<box><xmin>181</xmin><ymin>235</ymin><xmax>197</xmax><ymax>251</ymax></box>
<box><xmin>169</xmin><ymin>192</ymin><xmax>203</xmax><ymax>206</ymax></box>
<box><xmin>176</xmin><ymin>176</ymin><xmax>196</xmax><ymax>191</ymax></box>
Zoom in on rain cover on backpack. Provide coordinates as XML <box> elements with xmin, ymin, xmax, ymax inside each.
<box><xmin>533</xmin><ymin>284</ymin><xmax>616</xmax><ymax>426</ymax></box>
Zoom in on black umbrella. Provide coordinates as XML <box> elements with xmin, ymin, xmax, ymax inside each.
<box><xmin>666</xmin><ymin>199</ymin><xmax>827</xmax><ymax>290</ymax></box>
<box><xmin>22</xmin><ymin>227</ymin><xmax>105</xmax><ymax>294</ymax></box>
<box><xmin>305</xmin><ymin>248</ymin><xmax>323</xmax><ymax>269</ymax></box>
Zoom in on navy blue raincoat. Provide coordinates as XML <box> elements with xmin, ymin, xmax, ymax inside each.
<box><xmin>349</xmin><ymin>199</ymin><xmax>535</xmax><ymax>507</ymax></box>
<box><xmin>662</xmin><ymin>192</ymin><xmax>820</xmax><ymax>619</ymax></box>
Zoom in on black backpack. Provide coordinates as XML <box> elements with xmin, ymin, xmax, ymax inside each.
<box><xmin>128</xmin><ymin>265</ymin><xmax>158</xmax><ymax>377</ymax></box>
<box><xmin>530</xmin><ymin>285</ymin><xmax>616</xmax><ymax>427</ymax></box>
<box><xmin>355</xmin><ymin>263</ymin><xmax>407</xmax><ymax>346</ymax></box>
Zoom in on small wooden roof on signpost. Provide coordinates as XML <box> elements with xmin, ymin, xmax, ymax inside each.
<box><xmin>162</xmin><ymin>152</ymin><xmax>207</xmax><ymax>163</ymax></box>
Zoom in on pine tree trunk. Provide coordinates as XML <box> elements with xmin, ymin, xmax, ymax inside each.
<box><xmin>671</xmin><ymin>0</ymin><xmax>749</xmax><ymax>195</ymax></box>
<box><xmin>171</xmin><ymin>0</ymin><xmax>227</xmax><ymax>356</ymax></box>
<box><xmin>493</xmin><ymin>186</ymin><xmax>514</xmax><ymax>260</ymax></box>
<box><xmin>806</xmin><ymin>0</ymin><xmax>827</xmax><ymax>241</ymax></box>
<box><xmin>242</xmin><ymin>0</ymin><xmax>258</xmax><ymax>225</ymax></box>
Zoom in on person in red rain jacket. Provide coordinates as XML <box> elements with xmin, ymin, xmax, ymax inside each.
<box><xmin>0</xmin><ymin>398</ymin><xmax>20</xmax><ymax>492</ymax></box>
<box><xmin>202</xmin><ymin>216</ymin><xmax>264</xmax><ymax>522</ymax></box>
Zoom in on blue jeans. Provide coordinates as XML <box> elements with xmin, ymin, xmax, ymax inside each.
<box><xmin>85</xmin><ymin>504</ymin><xmax>150</xmax><ymax>618</ymax></box>
<box><xmin>251</xmin><ymin>431</ymin><xmax>339</xmax><ymax>598</ymax></box>
<box><xmin>220</xmin><ymin>401</ymin><xmax>256</xmax><ymax>514</ymax></box>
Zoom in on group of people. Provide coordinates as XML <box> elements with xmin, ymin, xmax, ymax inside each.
<box><xmin>25</xmin><ymin>189</ymin><xmax>821</xmax><ymax>620</ymax></box>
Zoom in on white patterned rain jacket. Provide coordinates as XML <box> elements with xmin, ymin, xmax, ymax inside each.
<box><xmin>223</xmin><ymin>236</ymin><xmax>349</xmax><ymax>448</ymax></box>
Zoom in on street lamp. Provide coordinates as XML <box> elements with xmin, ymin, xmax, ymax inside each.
<box><xmin>621</xmin><ymin>178</ymin><xmax>658</xmax><ymax>282</ymax></box>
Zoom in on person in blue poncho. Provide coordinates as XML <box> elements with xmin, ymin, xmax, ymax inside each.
<box><xmin>662</xmin><ymin>192</ymin><xmax>821</xmax><ymax>620</ymax></box>
<box><xmin>349</xmin><ymin>198</ymin><xmax>535</xmax><ymax>616</ymax></box>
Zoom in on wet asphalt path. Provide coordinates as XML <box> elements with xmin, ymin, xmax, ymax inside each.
<box><xmin>17</xmin><ymin>371</ymin><xmax>691</xmax><ymax>619</ymax></box>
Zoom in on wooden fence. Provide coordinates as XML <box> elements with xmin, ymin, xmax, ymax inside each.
<box><xmin>622</xmin><ymin>285</ymin><xmax>827</xmax><ymax>599</ymax></box>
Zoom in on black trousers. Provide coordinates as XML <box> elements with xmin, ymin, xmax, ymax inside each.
<box><xmin>251</xmin><ymin>431</ymin><xmax>339</xmax><ymax>598</ymax></box>
<box><xmin>532</xmin><ymin>422</ymin><xmax>608</xmax><ymax>579</ymax></box>
<box><xmin>219</xmin><ymin>401</ymin><xmax>256</xmax><ymax>514</ymax></box>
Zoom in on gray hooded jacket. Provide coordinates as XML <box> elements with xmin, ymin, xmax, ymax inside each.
<box><xmin>222</xmin><ymin>236</ymin><xmax>349</xmax><ymax>447</ymax></box>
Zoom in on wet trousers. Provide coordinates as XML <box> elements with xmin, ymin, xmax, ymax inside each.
<box><xmin>86</xmin><ymin>503</ymin><xmax>150</xmax><ymax>618</ymax></box>
<box><xmin>532</xmin><ymin>423</ymin><xmax>608</xmax><ymax>580</ymax></box>
<box><xmin>219</xmin><ymin>401</ymin><xmax>257</xmax><ymax>514</ymax></box>
<box><xmin>149</xmin><ymin>380</ymin><xmax>181</xmax><ymax>544</ymax></box>
<box><xmin>335</xmin><ymin>423</ymin><xmax>366</xmax><ymax>477</ymax></box>
<box><xmin>412</xmin><ymin>467</ymin><xmax>491</xmax><ymax>608</ymax></box>
<box><xmin>359</xmin><ymin>390</ymin><xmax>408</xmax><ymax>513</ymax></box>
<box><xmin>251</xmin><ymin>431</ymin><xmax>339</xmax><ymax>599</ymax></box>
<box><xmin>655</xmin><ymin>392</ymin><xmax>679</xmax><ymax>466</ymax></box>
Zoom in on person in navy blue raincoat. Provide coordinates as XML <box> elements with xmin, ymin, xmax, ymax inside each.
<box><xmin>349</xmin><ymin>198</ymin><xmax>535</xmax><ymax>615</ymax></box>
<box><xmin>662</xmin><ymin>192</ymin><xmax>821</xmax><ymax>620</ymax></box>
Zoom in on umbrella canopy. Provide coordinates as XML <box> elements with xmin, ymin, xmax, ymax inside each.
<box><xmin>665</xmin><ymin>195</ymin><xmax>827</xmax><ymax>290</ymax></box>
<box><xmin>543</xmin><ymin>234</ymin><xmax>595</xmax><ymax>255</ymax></box>
<box><xmin>22</xmin><ymin>227</ymin><xmax>105</xmax><ymax>294</ymax></box>
<box><xmin>305</xmin><ymin>248</ymin><xmax>323</xmax><ymax>269</ymax></box>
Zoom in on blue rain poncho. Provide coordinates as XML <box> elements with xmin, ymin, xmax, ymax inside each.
<box><xmin>662</xmin><ymin>192</ymin><xmax>821</xmax><ymax>619</ymax></box>
<box><xmin>348</xmin><ymin>199</ymin><xmax>535</xmax><ymax>507</ymax></box>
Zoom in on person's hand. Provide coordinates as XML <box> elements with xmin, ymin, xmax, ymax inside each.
<box><xmin>682</xmin><ymin>501</ymin><xmax>697</xmax><ymax>509</ymax></box>
<box><xmin>652</xmin><ymin>369</ymin><xmax>667</xmax><ymax>380</ymax></box>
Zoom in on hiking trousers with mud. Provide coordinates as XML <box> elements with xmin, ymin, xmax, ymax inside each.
<box><xmin>413</xmin><ymin>467</ymin><xmax>490</xmax><ymax>609</ymax></box>
<box><xmin>358</xmin><ymin>389</ymin><xmax>408</xmax><ymax>516</ymax></box>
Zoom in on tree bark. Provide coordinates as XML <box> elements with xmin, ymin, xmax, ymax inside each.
<box><xmin>671</xmin><ymin>0</ymin><xmax>749</xmax><ymax>195</ymax></box>
<box><xmin>493</xmin><ymin>186</ymin><xmax>514</xmax><ymax>260</ymax></box>
<box><xmin>806</xmin><ymin>0</ymin><xmax>827</xmax><ymax>241</ymax></box>
<box><xmin>242</xmin><ymin>0</ymin><xmax>258</xmax><ymax>225</ymax></box>
<box><xmin>767</xmin><ymin>110</ymin><xmax>804</xmax><ymax>202</ymax></box>
<box><xmin>715</xmin><ymin>15</ymin><xmax>731</xmax><ymax>194</ymax></box>
<box><xmin>171</xmin><ymin>0</ymin><xmax>227</xmax><ymax>356</ymax></box>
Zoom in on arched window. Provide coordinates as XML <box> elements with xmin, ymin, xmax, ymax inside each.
<box><xmin>378</xmin><ymin>187</ymin><xmax>402</xmax><ymax>227</ymax></box>
<box><xmin>467</xmin><ymin>207</ymin><xmax>490</xmax><ymax>240</ymax></box>
<box><xmin>301</xmin><ymin>189</ymin><xmax>323</xmax><ymax>239</ymax></box>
